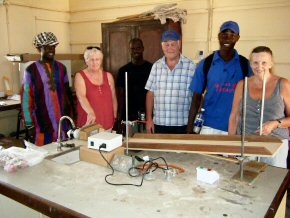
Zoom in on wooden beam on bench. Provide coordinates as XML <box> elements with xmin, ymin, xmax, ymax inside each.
<box><xmin>128</xmin><ymin>134</ymin><xmax>282</xmax><ymax>157</ymax></box>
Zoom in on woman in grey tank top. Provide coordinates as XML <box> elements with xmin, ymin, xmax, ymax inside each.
<box><xmin>228</xmin><ymin>46</ymin><xmax>290</xmax><ymax>168</ymax></box>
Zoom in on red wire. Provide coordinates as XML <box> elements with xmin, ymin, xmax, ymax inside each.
<box><xmin>137</xmin><ymin>163</ymin><xmax>185</xmax><ymax>174</ymax></box>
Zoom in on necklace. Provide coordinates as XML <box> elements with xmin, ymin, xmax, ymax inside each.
<box><xmin>86</xmin><ymin>69</ymin><xmax>104</xmax><ymax>94</ymax></box>
<box><xmin>97</xmin><ymin>84</ymin><xmax>103</xmax><ymax>94</ymax></box>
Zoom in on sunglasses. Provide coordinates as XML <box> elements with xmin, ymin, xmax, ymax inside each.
<box><xmin>87</xmin><ymin>46</ymin><xmax>101</xmax><ymax>50</ymax></box>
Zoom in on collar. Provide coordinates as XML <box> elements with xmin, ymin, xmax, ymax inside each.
<box><xmin>213</xmin><ymin>49</ymin><xmax>239</xmax><ymax>63</ymax></box>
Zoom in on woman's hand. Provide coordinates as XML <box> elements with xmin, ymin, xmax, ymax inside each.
<box><xmin>256</xmin><ymin>121</ymin><xmax>278</xmax><ymax>135</ymax></box>
<box><xmin>85</xmin><ymin>112</ymin><xmax>96</xmax><ymax>126</ymax></box>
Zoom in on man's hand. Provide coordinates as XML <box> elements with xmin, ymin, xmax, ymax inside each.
<box><xmin>146</xmin><ymin>119</ymin><xmax>154</xmax><ymax>134</ymax></box>
<box><xmin>186</xmin><ymin>125</ymin><xmax>194</xmax><ymax>134</ymax></box>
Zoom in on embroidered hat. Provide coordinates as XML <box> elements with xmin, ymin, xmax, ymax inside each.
<box><xmin>220</xmin><ymin>21</ymin><xmax>240</xmax><ymax>34</ymax></box>
<box><xmin>33</xmin><ymin>32</ymin><xmax>59</xmax><ymax>48</ymax></box>
<box><xmin>161</xmin><ymin>30</ymin><xmax>180</xmax><ymax>42</ymax></box>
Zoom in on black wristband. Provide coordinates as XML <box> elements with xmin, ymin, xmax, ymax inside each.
<box><xmin>276</xmin><ymin>119</ymin><xmax>282</xmax><ymax>128</ymax></box>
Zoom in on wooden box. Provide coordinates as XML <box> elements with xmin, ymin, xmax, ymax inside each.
<box><xmin>80</xmin><ymin>146</ymin><xmax>124</xmax><ymax>167</ymax></box>
<box><xmin>79</xmin><ymin>124</ymin><xmax>103</xmax><ymax>140</ymax></box>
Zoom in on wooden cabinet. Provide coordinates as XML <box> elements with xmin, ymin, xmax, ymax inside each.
<box><xmin>101</xmin><ymin>19</ymin><xmax>181</xmax><ymax>78</ymax></box>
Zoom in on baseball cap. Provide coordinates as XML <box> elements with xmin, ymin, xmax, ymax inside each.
<box><xmin>161</xmin><ymin>30</ymin><xmax>181</xmax><ymax>42</ymax></box>
<box><xmin>220</xmin><ymin>21</ymin><xmax>240</xmax><ymax>34</ymax></box>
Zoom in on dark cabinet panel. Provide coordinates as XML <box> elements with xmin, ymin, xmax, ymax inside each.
<box><xmin>138</xmin><ymin>24</ymin><xmax>165</xmax><ymax>64</ymax></box>
<box><xmin>108</xmin><ymin>30</ymin><xmax>130</xmax><ymax>76</ymax></box>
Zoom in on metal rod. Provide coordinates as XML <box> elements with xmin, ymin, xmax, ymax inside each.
<box><xmin>125</xmin><ymin>71</ymin><xmax>129</xmax><ymax>155</ymax></box>
<box><xmin>240</xmin><ymin>77</ymin><xmax>248</xmax><ymax>180</ymax></box>
<box><xmin>259</xmin><ymin>72</ymin><xmax>267</xmax><ymax>136</ymax></box>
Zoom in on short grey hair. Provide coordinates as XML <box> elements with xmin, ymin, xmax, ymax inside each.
<box><xmin>84</xmin><ymin>48</ymin><xmax>103</xmax><ymax>63</ymax></box>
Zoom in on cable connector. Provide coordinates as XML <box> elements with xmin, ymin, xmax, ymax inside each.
<box><xmin>135</xmin><ymin>156</ymin><xmax>144</xmax><ymax>162</ymax></box>
<box><xmin>143</xmin><ymin>156</ymin><xmax>150</xmax><ymax>162</ymax></box>
<box><xmin>99</xmin><ymin>143</ymin><xmax>106</xmax><ymax>149</ymax></box>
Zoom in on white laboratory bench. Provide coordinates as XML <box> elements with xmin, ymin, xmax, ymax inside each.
<box><xmin>0</xmin><ymin>139</ymin><xmax>289</xmax><ymax>218</ymax></box>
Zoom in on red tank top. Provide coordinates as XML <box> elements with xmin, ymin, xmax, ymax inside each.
<box><xmin>77</xmin><ymin>71</ymin><xmax>114</xmax><ymax>129</ymax></box>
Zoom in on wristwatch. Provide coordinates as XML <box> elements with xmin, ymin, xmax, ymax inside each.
<box><xmin>277</xmin><ymin>119</ymin><xmax>282</xmax><ymax>128</ymax></box>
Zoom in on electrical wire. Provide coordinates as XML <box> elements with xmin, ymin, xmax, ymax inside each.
<box><xmin>98</xmin><ymin>144</ymin><xmax>145</xmax><ymax>187</ymax></box>
<box><xmin>137</xmin><ymin>163</ymin><xmax>185</xmax><ymax>174</ymax></box>
<box><xmin>98</xmin><ymin>144</ymin><xmax>180</xmax><ymax>187</ymax></box>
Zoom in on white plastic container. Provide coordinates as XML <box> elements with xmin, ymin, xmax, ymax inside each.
<box><xmin>196</xmin><ymin>166</ymin><xmax>219</xmax><ymax>184</ymax></box>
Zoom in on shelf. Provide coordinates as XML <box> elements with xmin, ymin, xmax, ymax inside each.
<box><xmin>5</xmin><ymin>54</ymin><xmax>83</xmax><ymax>63</ymax></box>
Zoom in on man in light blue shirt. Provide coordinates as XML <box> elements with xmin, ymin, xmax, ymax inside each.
<box><xmin>145</xmin><ymin>30</ymin><xmax>195</xmax><ymax>134</ymax></box>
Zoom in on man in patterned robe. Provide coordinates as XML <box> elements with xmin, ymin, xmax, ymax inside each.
<box><xmin>21</xmin><ymin>32</ymin><xmax>75</xmax><ymax>146</ymax></box>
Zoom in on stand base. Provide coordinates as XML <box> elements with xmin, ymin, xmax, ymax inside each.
<box><xmin>232</xmin><ymin>161</ymin><xmax>267</xmax><ymax>183</ymax></box>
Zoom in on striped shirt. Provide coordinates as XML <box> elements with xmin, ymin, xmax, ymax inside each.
<box><xmin>21</xmin><ymin>60</ymin><xmax>74</xmax><ymax>146</ymax></box>
<box><xmin>145</xmin><ymin>55</ymin><xmax>195</xmax><ymax>126</ymax></box>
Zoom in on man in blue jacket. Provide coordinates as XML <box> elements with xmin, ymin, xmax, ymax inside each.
<box><xmin>187</xmin><ymin>21</ymin><xmax>251</xmax><ymax>134</ymax></box>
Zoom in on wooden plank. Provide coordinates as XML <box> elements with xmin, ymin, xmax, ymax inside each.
<box><xmin>130</xmin><ymin>138</ymin><xmax>243</xmax><ymax>146</ymax></box>
<box><xmin>21</xmin><ymin>54</ymin><xmax>83</xmax><ymax>62</ymax></box>
<box><xmin>131</xmin><ymin>133</ymin><xmax>281</xmax><ymax>143</ymax></box>
<box><xmin>128</xmin><ymin>134</ymin><xmax>282</xmax><ymax>157</ymax></box>
<box><xmin>115</xmin><ymin>14</ymin><xmax>154</xmax><ymax>22</ymax></box>
<box><xmin>129</xmin><ymin>134</ymin><xmax>282</xmax><ymax>149</ymax></box>
<box><xmin>128</xmin><ymin>142</ymin><xmax>272</xmax><ymax>156</ymax></box>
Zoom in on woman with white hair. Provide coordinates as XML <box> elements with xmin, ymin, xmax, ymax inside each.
<box><xmin>75</xmin><ymin>47</ymin><xmax>117</xmax><ymax>130</ymax></box>
<box><xmin>229</xmin><ymin>46</ymin><xmax>290</xmax><ymax>168</ymax></box>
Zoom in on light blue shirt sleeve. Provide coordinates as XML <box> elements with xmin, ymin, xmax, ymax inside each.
<box><xmin>145</xmin><ymin>62</ymin><xmax>157</xmax><ymax>92</ymax></box>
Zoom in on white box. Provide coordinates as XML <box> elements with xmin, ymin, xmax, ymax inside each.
<box><xmin>196</xmin><ymin>166</ymin><xmax>219</xmax><ymax>184</ymax></box>
<box><xmin>88</xmin><ymin>132</ymin><xmax>122</xmax><ymax>152</ymax></box>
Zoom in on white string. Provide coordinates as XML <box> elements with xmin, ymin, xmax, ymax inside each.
<box><xmin>125</xmin><ymin>72</ymin><xmax>129</xmax><ymax>155</ymax></box>
<box><xmin>240</xmin><ymin>77</ymin><xmax>248</xmax><ymax>180</ymax></box>
<box><xmin>259</xmin><ymin>72</ymin><xmax>267</xmax><ymax>136</ymax></box>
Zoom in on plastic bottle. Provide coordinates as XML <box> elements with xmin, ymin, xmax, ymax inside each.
<box><xmin>137</xmin><ymin>111</ymin><xmax>146</xmax><ymax>133</ymax></box>
<box><xmin>193</xmin><ymin>108</ymin><xmax>205</xmax><ymax>134</ymax></box>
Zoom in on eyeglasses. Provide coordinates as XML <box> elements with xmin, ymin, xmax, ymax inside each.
<box><xmin>87</xmin><ymin>46</ymin><xmax>101</xmax><ymax>50</ymax></box>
